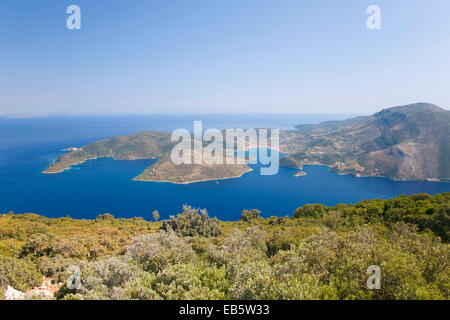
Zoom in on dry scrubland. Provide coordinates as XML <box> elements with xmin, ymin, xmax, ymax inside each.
<box><xmin>0</xmin><ymin>193</ymin><xmax>449</xmax><ymax>300</ymax></box>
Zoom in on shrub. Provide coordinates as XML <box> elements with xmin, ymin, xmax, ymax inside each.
<box><xmin>240</xmin><ymin>209</ymin><xmax>262</xmax><ymax>222</ymax></box>
<box><xmin>0</xmin><ymin>255</ymin><xmax>42</xmax><ymax>292</ymax></box>
<box><xmin>266</xmin><ymin>230</ymin><xmax>297</xmax><ymax>257</ymax></box>
<box><xmin>96</xmin><ymin>213</ymin><xmax>115</xmax><ymax>221</ymax></box>
<box><xmin>38</xmin><ymin>256</ymin><xmax>80</xmax><ymax>283</ymax></box>
<box><xmin>61</xmin><ymin>257</ymin><xmax>140</xmax><ymax>300</ymax></box>
<box><xmin>154</xmin><ymin>263</ymin><xmax>229</xmax><ymax>300</ymax></box>
<box><xmin>126</xmin><ymin>231</ymin><xmax>194</xmax><ymax>272</ymax></box>
<box><xmin>294</xmin><ymin>204</ymin><xmax>326</xmax><ymax>218</ymax></box>
<box><xmin>229</xmin><ymin>261</ymin><xmax>272</xmax><ymax>299</ymax></box>
<box><xmin>322</xmin><ymin>210</ymin><xmax>343</xmax><ymax>230</ymax></box>
<box><xmin>21</xmin><ymin>233</ymin><xmax>56</xmax><ymax>258</ymax></box>
<box><xmin>208</xmin><ymin>227</ymin><xmax>267</xmax><ymax>268</ymax></box>
<box><xmin>160</xmin><ymin>205</ymin><xmax>222</xmax><ymax>237</ymax></box>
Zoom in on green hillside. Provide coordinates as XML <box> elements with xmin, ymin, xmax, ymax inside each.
<box><xmin>43</xmin><ymin>131</ymin><xmax>174</xmax><ymax>174</ymax></box>
<box><xmin>1</xmin><ymin>193</ymin><xmax>449</xmax><ymax>300</ymax></box>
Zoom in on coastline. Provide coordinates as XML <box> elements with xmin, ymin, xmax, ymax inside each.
<box><xmin>301</xmin><ymin>163</ymin><xmax>446</xmax><ymax>183</ymax></box>
<box><xmin>42</xmin><ymin>156</ymin><xmax>98</xmax><ymax>174</ymax></box>
<box><xmin>43</xmin><ymin>152</ymin><xmax>447</xmax><ymax>183</ymax></box>
<box><xmin>42</xmin><ymin>155</ymin><xmax>159</xmax><ymax>174</ymax></box>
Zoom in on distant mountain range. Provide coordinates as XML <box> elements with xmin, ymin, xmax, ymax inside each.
<box><xmin>44</xmin><ymin>103</ymin><xmax>450</xmax><ymax>182</ymax></box>
<box><xmin>281</xmin><ymin>103</ymin><xmax>450</xmax><ymax>181</ymax></box>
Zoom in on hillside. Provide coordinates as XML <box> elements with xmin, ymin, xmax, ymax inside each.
<box><xmin>1</xmin><ymin>193</ymin><xmax>449</xmax><ymax>300</ymax></box>
<box><xmin>281</xmin><ymin>103</ymin><xmax>450</xmax><ymax>181</ymax></box>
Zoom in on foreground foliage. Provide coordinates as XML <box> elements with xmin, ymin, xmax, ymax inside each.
<box><xmin>0</xmin><ymin>193</ymin><xmax>449</xmax><ymax>300</ymax></box>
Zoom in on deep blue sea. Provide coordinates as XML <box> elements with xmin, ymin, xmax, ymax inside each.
<box><xmin>0</xmin><ymin>114</ymin><xmax>449</xmax><ymax>220</ymax></box>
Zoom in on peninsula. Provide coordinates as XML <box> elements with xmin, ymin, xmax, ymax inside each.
<box><xmin>134</xmin><ymin>156</ymin><xmax>252</xmax><ymax>184</ymax></box>
<box><xmin>43</xmin><ymin>130</ymin><xmax>253</xmax><ymax>183</ymax></box>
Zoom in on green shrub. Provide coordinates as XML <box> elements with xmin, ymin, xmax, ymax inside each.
<box><xmin>96</xmin><ymin>213</ymin><xmax>115</xmax><ymax>221</ymax></box>
<box><xmin>126</xmin><ymin>231</ymin><xmax>194</xmax><ymax>273</ymax></box>
<box><xmin>240</xmin><ymin>209</ymin><xmax>262</xmax><ymax>222</ymax></box>
<box><xmin>294</xmin><ymin>204</ymin><xmax>327</xmax><ymax>218</ymax></box>
<box><xmin>0</xmin><ymin>255</ymin><xmax>42</xmax><ymax>292</ymax></box>
<box><xmin>161</xmin><ymin>205</ymin><xmax>222</xmax><ymax>237</ymax></box>
<box><xmin>60</xmin><ymin>257</ymin><xmax>140</xmax><ymax>300</ymax></box>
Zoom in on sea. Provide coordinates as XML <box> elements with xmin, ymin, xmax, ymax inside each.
<box><xmin>0</xmin><ymin>114</ymin><xmax>448</xmax><ymax>220</ymax></box>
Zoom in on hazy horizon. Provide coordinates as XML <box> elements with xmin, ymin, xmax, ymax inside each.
<box><xmin>2</xmin><ymin>102</ymin><xmax>448</xmax><ymax>118</ymax></box>
<box><xmin>1</xmin><ymin>1</ymin><xmax>450</xmax><ymax>115</ymax></box>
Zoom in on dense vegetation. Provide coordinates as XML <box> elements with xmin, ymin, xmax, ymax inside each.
<box><xmin>0</xmin><ymin>193</ymin><xmax>449</xmax><ymax>300</ymax></box>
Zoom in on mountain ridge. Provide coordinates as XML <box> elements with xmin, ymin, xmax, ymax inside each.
<box><xmin>283</xmin><ymin>102</ymin><xmax>450</xmax><ymax>181</ymax></box>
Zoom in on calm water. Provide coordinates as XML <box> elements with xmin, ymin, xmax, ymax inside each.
<box><xmin>0</xmin><ymin>115</ymin><xmax>449</xmax><ymax>220</ymax></box>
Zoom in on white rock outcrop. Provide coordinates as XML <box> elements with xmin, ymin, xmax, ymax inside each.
<box><xmin>5</xmin><ymin>285</ymin><xmax>25</xmax><ymax>300</ymax></box>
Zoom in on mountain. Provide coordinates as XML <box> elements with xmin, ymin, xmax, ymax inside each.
<box><xmin>294</xmin><ymin>115</ymin><xmax>369</xmax><ymax>132</ymax></box>
<box><xmin>281</xmin><ymin>103</ymin><xmax>450</xmax><ymax>181</ymax></box>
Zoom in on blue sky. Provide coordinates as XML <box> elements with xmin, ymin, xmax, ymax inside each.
<box><xmin>0</xmin><ymin>0</ymin><xmax>449</xmax><ymax>115</ymax></box>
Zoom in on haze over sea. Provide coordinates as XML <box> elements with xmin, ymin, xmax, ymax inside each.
<box><xmin>1</xmin><ymin>114</ymin><xmax>449</xmax><ymax>220</ymax></box>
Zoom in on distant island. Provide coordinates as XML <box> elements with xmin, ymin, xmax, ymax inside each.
<box><xmin>43</xmin><ymin>103</ymin><xmax>450</xmax><ymax>182</ymax></box>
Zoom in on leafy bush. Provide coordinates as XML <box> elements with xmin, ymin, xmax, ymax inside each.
<box><xmin>240</xmin><ymin>209</ymin><xmax>262</xmax><ymax>222</ymax></box>
<box><xmin>96</xmin><ymin>213</ymin><xmax>115</xmax><ymax>221</ymax></box>
<box><xmin>208</xmin><ymin>227</ymin><xmax>267</xmax><ymax>268</ymax></box>
<box><xmin>0</xmin><ymin>255</ymin><xmax>42</xmax><ymax>292</ymax></box>
<box><xmin>294</xmin><ymin>204</ymin><xmax>326</xmax><ymax>218</ymax></box>
<box><xmin>154</xmin><ymin>264</ymin><xmax>229</xmax><ymax>299</ymax></box>
<box><xmin>161</xmin><ymin>205</ymin><xmax>222</xmax><ymax>237</ymax></box>
<box><xmin>229</xmin><ymin>261</ymin><xmax>272</xmax><ymax>299</ymax></box>
<box><xmin>126</xmin><ymin>231</ymin><xmax>194</xmax><ymax>272</ymax></box>
<box><xmin>62</xmin><ymin>257</ymin><xmax>140</xmax><ymax>300</ymax></box>
<box><xmin>38</xmin><ymin>256</ymin><xmax>80</xmax><ymax>283</ymax></box>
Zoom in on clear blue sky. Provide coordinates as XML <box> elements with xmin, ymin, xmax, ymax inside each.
<box><xmin>1</xmin><ymin>0</ymin><xmax>449</xmax><ymax>115</ymax></box>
